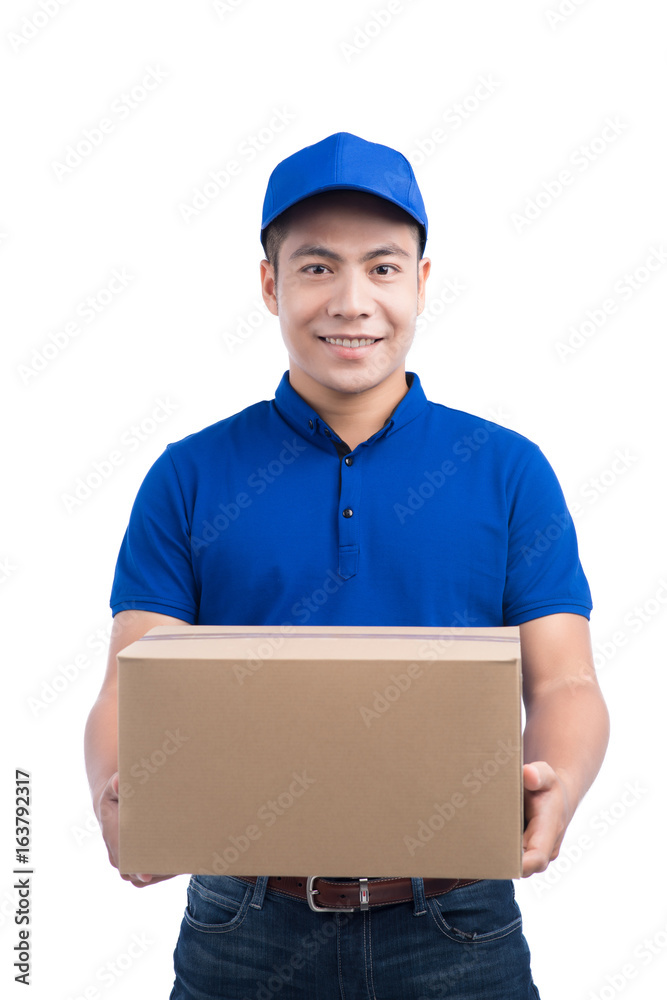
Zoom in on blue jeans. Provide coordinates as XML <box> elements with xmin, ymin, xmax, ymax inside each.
<box><xmin>170</xmin><ymin>876</ymin><xmax>541</xmax><ymax>999</ymax></box>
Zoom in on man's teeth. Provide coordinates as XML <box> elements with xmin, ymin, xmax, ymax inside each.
<box><xmin>324</xmin><ymin>337</ymin><xmax>377</xmax><ymax>347</ymax></box>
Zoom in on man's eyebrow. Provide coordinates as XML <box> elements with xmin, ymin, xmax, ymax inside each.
<box><xmin>288</xmin><ymin>242</ymin><xmax>412</xmax><ymax>263</ymax></box>
<box><xmin>360</xmin><ymin>243</ymin><xmax>412</xmax><ymax>262</ymax></box>
<box><xmin>288</xmin><ymin>245</ymin><xmax>344</xmax><ymax>262</ymax></box>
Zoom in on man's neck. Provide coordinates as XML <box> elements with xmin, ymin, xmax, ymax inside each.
<box><xmin>288</xmin><ymin>366</ymin><xmax>410</xmax><ymax>452</ymax></box>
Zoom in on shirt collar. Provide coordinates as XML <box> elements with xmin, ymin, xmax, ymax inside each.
<box><xmin>272</xmin><ymin>370</ymin><xmax>429</xmax><ymax>453</ymax></box>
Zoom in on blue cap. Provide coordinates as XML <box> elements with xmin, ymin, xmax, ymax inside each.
<box><xmin>261</xmin><ymin>132</ymin><xmax>427</xmax><ymax>249</ymax></box>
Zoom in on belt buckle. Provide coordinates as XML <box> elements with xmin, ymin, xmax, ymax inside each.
<box><xmin>306</xmin><ymin>876</ymin><xmax>369</xmax><ymax>913</ymax></box>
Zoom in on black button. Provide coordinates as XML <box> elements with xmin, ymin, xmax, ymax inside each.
<box><xmin>324</xmin><ymin>428</ymin><xmax>331</xmax><ymax>436</ymax></box>
<box><xmin>308</xmin><ymin>420</ymin><xmax>313</xmax><ymax>429</ymax></box>
<box><xmin>342</xmin><ymin>508</ymin><xmax>353</xmax><ymax>518</ymax></box>
<box><xmin>344</xmin><ymin>456</ymin><xmax>354</xmax><ymax>466</ymax></box>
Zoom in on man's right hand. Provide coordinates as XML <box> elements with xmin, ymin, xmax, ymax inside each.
<box><xmin>85</xmin><ymin>610</ymin><xmax>190</xmax><ymax>888</ymax></box>
<box><xmin>97</xmin><ymin>772</ymin><xmax>175</xmax><ymax>888</ymax></box>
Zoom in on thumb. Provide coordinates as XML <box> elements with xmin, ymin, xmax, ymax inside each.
<box><xmin>523</xmin><ymin>761</ymin><xmax>551</xmax><ymax>792</ymax></box>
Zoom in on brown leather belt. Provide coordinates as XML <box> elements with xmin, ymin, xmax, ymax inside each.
<box><xmin>235</xmin><ymin>875</ymin><xmax>480</xmax><ymax>912</ymax></box>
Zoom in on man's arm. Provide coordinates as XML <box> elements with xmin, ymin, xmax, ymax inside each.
<box><xmin>519</xmin><ymin>612</ymin><xmax>610</xmax><ymax>877</ymax></box>
<box><xmin>84</xmin><ymin>609</ymin><xmax>190</xmax><ymax>887</ymax></box>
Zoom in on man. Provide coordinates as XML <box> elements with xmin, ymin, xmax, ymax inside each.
<box><xmin>85</xmin><ymin>132</ymin><xmax>609</xmax><ymax>998</ymax></box>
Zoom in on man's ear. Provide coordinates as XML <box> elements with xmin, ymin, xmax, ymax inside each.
<box><xmin>260</xmin><ymin>259</ymin><xmax>279</xmax><ymax>316</ymax></box>
<box><xmin>416</xmin><ymin>257</ymin><xmax>431</xmax><ymax>315</ymax></box>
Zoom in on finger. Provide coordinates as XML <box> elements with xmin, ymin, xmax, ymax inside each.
<box><xmin>521</xmin><ymin>802</ymin><xmax>566</xmax><ymax>876</ymax></box>
<box><xmin>99</xmin><ymin>794</ymin><xmax>118</xmax><ymax>822</ymax></box>
<box><xmin>119</xmin><ymin>872</ymin><xmax>151</xmax><ymax>887</ymax></box>
<box><xmin>522</xmin><ymin>846</ymin><xmax>551</xmax><ymax>877</ymax></box>
<box><xmin>140</xmin><ymin>874</ymin><xmax>177</xmax><ymax>886</ymax></box>
<box><xmin>522</xmin><ymin>828</ymin><xmax>565</xmax><ymax>874</ymax></box>
<box><xmin>522</xmin><ymin>761</ymin><xmax>554</xmax><ymax>792</ymax></box>
<box><xmin>523</xmin><ymin>809</ymin><xmax>555</xmax><ymax>848</ymax></box>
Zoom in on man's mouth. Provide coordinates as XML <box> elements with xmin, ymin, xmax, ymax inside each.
<box><xmin>321</xmin><ymin>337</ymin><xmax>379</xmax><ymax>348</ymax></box>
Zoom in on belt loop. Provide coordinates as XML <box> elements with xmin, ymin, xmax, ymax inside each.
<box><xmin>411</xmin><ymin>877</ymin><xmax>427</xmax><ymax>916</ymax></box>
<box><xmin>249</xmin><ymin>876</ymin><xmax>269</xmax><ymax>910</ymax></box>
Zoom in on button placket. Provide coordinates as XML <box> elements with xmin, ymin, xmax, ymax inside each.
<box><xmin>338</xmin><ymin>452</ymin><xmax>361</xmax><ymax>579</ymax></box>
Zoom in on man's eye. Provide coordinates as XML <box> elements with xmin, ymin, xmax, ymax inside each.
<box><xmin>305</xmin><ymin>264</ymin><xmax>330</xmax><ymax>274</ymax></box>
<box><xmin>373</xmin><ymin>264</ymin><xmax>395</xmax><ymax>276</ymax></box>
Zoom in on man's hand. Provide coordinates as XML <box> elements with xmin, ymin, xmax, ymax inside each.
<box><xmin>85</xmin><ymin>611</ymin><xmax>190</xmax><ymax>886</ymax></box>
<box><xmin>519</xmin><ymin>614</ymin><xmax>610</xmax><ymax>878</ymax></box>
<box><xmin>521</xmin><ymin>761</ymin><xmax>572</xmax><ymax>877</ymax></box>
<box><xmin>97</xmin><ymin>772</ymin><xmax>175</xmax><ymax>889</ymax></box>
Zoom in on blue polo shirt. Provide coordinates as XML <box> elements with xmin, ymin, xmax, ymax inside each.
<box><xmin>109</xmin><ymin>371</ymin><xmax>592</xmax><ymax>627</ymax></box>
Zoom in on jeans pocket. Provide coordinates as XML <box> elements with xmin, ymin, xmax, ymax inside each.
<box><xmin>184</xmin><ymin>875</ymin><xmax>252</xmax><ymax>933</ymax></box>
<box><xmin>428</xmin><ymin>879</ymin><xmax>523</xmax><ymax>944</ymax></box>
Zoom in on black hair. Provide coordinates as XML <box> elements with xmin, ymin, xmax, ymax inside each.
<box><xmin>261</xmin><ymin>195</ymin><xmax>425</xmax><ymax>279</ymax></box>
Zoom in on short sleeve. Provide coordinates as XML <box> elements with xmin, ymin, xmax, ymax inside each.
<box><xmin>503</xmin><ymin>445</ymin><xmax>592</xmax><ymax>625</ymax></box>
<box><xmin>109</xmin><ymin>445</ymin><xmax>199</xmax><ymax>622</ymax></box>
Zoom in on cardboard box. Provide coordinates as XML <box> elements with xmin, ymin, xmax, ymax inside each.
<box><xmin>118</xmin><ymin>624</ymin><xmax>523</xmax><ymax>879</ymax></box>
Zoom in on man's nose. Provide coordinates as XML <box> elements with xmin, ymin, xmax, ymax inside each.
<box><xmin>326</xmin><ymin>271</ymin><xmax>375</xmax><ymax>320</ymax></box>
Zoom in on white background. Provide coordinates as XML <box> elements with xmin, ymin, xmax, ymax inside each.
<box><xmin>2</xmin><ymin>1</ymin><xmax>666</xmax><ymax>997</ymax></box>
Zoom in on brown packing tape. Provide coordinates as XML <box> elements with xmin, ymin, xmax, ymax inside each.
<box><xmin>138</xmin><ymin>631</ymin><xmax>520</xmax><ymax>642</ymax></box>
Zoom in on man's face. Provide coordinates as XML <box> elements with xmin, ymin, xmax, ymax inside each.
<box><xmin>260</xmin><ymin>191</ymin><xmax>430</xmax><ymax>398</ymax></box>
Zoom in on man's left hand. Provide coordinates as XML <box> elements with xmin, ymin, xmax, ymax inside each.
<box><xmin>521</xmin><ymin>761</ymin><xmax>571</xmax><ymax>877</ymax></box>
